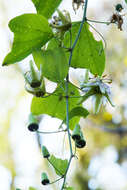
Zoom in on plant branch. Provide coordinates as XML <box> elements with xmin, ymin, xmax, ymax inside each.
<box><xmin>37</xmin><ymin>129</ymin><xmax>67</xmax><ymax>134</ymax></box>
<box><xmin>61</xmin><ymin>0</ymin><xmax>89</xmax><ymax>189</ymax></box>
<box><xmin>49</xmin><ymin>177</ymin><xmax>63</xmax><ymax>185</ymax></box>
<box><xmin>86</xmin><ymin>18</ymin><xmax>111</xmax><ymax>25</ymax></box>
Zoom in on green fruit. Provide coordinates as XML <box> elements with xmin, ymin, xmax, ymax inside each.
<box><xmin>28</xmin><ymin>113</ymin><xmax>39</xmax><ymax>132</ymax></box>
<box><xmin>24</xmin><ymin>60</ymin><xmax>42</xmax><ymax>88</ymax></box>
<box><xmin>72</xmin><ymin>124</ymin><xmax>81</xmax><ymax>140</ymax></box>
<box><xmin>41</xmin><ymin>172</ymin><xmax>50</xmax><ymax>185</ymax></box>
<box><xmin>42</xmin><ymin>146</ymin><xmax>50</xmax><ymax>158</ymax></box>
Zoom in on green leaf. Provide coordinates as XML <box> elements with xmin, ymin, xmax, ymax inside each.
<box><xmin>65</xmin><ymin>107</ymin><xmax>89</xmax><ymax>129</ymax></box>
<box><xmin>29</xmin><ymin>187</ymin><xmax>37</xmax><ymax>190</ymax></box>
<box><xmin>64</xmin><ymin>22</ymin><xmax>105</xmax><ymax>76</ymax></box>
<box><xmin>31</xmin><ymin>0</ymin><xmax>62</xmax><ymax>18</ymax></box>
<box><xmin>69</xmin><ymin>106</ymin><xmax>89</xmax><ymax>119</ymax></box>
<box><xmin>32</xmin><ymin>49</ymin><xmax>44</xmax><ymax>69</ymax></box>
<box><xmin>3</xmin><ymin>14</ymin><xmax>53</xmax><ymax>66</ymax></box>
<box><xmin>31</xmin><ymin>82</ymin><xmax>80</xmax><ymax>129</ymax></box>
<box><xmin>47</xmin><ymin>38</ymin><xmax>60</xmax><ymax>50</ymax></box>
<box><xmin>49</xmin><ymin>155</ymin><xmax>68</xmax><ymax>176</ymax></box>
<box><xmin>125</xmin><ymin>0</ymin><xmax>127</xmax><ymax>3</ymax></box>
<box><xmin>33</xmin><ymin>48</ymin><xmax>68</xmax><ymax>83</ymax></box>
<box><xmin>65</xmin><ymin>187</ymin><xmax>74</xmax><ymax>190</ymax></box>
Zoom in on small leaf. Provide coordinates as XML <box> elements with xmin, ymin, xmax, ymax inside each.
<box><xmin>125</xmin><ymin>0</ymin><xmax>127</xmax><ymax>4</ymax></box>
<box><xmin>49</xmin><ymin>155</ymin><xmax>68</xmax><ymax>176</ymax></box>
<box><xmin>33</xmin><ymin>48</ymin><xmax>68</xmax><ymax>83</ymax></box>
<box><xmin>3</xmin><ymin>14</ymin><xmax>53</xmax><ymax>65</ymax></box>
<box><xmin>69</xmin><ymin>107</ymin><xmax>89</xmax><ymax>119</ymax></box>
<box><xmin>64</xmin><ymin>22</ymin><xmax>105</xmax><ymax>76</ymax></box>
<box><xmin>31</xmin><ymin>0</ymin><xmax>62</xmax><ymax>18</ymax></box>
<box><xmin>67</xmin><ymin>107</ymin><xmax>89</xmax><ymax>129</ymax></box>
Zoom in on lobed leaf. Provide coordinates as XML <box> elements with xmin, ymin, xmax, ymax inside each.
<box><xmin>3</xmin><ymin>14</ymin><xmax>53</xmax><ymax>66</ymax></box>
<box><xmin>31</xmin><ymin>0</ymin><xmax>62</xmax><ymax>18</ymax></box>
<box><xmin>64</xmin><ymin>22</ymin><xmax>105</xmax><ymax>76</ymax></box>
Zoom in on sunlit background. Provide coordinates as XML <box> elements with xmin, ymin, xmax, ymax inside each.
<box><xmin>0</xmin><ymin>0</ymin><xmax>127</xmax><ymax>190</ymax></box>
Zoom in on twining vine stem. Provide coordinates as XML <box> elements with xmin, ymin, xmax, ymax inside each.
<box><xmin>86</xmin><ymin>18</ymin><xmax>111</xmax><ymax>25</ymax></box>
<box><xmin>61</xmin><ymin>0</ymin><xmax>89</xmax><ymax>189</ymax></box>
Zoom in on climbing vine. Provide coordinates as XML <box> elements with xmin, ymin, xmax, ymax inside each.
<box><xmin>2</xmin><ymin>0</ymin><xmax>127</xmax><ymax>189</ymax></box>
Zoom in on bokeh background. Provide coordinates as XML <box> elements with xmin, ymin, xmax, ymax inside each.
<box><xmin>0</xmin><ymin>0</ymin><xmax>127</xmax><ymax>189</ymax></box>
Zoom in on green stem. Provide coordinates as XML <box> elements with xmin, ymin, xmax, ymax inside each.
<box><xmin>61</xmin><ymin>155</ymin><xmax>73</xmax><ymax>190</ymax></box>
<box><xmin>37</xmin><ymin>129</ymin><xmax>67</xmax><ymax>134</ymax></box>
<box><xmin>49</xmin><ymin>177</ymin><xmax>63</xmax><ymax>185</ymax></box>
<box><xmin>65</xmin><ymin>83</ymin><xmax>73</xmax><ymax>156</ymax></box>
<box><xmin>86</xmin><ymin>18</ymin><xmax>111</xmax><ymax>25</ymax></box>
<box><xmin>71</xmin><ymin>0</ymin><xmax>89</xmax><ymax>52</ymax></box>
<box><xmin>61</xmin><ymin>1</ymin><xmax>89</xmax><ymax>189</ymax></box>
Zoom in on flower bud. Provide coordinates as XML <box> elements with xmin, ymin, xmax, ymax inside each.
<box><xmin>24</xmin><ymin>61</ymin><xmax>42</xmax><ymax>88</ymax></box>
<box><xmin>72</xmin><ymin>124</ymin><xmax>81</xmax><ymax>141</ymax></box>
<box><xmin>28</xmin><ymin>113</ymin><xmax>39</xmax><ymax>132</ymax></box>
<box><xmin>42</xmin><ymin>146</ymin><xmax>50</xmax><ymax>158</ymax></box>
<box><xmin>41</xmin><ymin>172</ymin><xmax>50</xmax><ymax>185</ymax></box>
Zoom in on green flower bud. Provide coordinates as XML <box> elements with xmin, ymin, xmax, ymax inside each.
<box><xmin>24</xmin><ymin>61</ymin><xmax>42</xmax><ymax>88</ymax></box>
<box><xmin>42</xmin><ymin>146</ymin><xmax>50</xmax><ymax>158</ymax></box>
<box><xmin>72</xmin><ymin>124</ymin><xmax>81</xmax><ymax>141</ymax></box>
<box><xmin>41</xmin><ymin>172</ymin><xmax>50</xmax><ymax>185</ymax></box>
<box><xmin>28</xmin><ymin>113</ymin><xmax>39</xmax><ymax>132</ymax></box>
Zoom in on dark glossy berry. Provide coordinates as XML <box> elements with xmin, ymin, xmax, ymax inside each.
<box><xmin>30</xmin><ymin>80</ymin><xmax>41</xmax><ymax>88</ymax></box>
<box><xmin>115</xmin><ymin>4</ymin><xmax>123</xmax><ymax>12</ymax></box>
<box><xmin>76</xmin><ymin>139</ymin><xmax>86</xmax><ymax>148</ymax></box>
<box><xmin>75</xmin><ymin>131</ymin><xmax>86</xmax><ymax>148</ymax></box>
<box><xmin>28</xmin><ymin>123</ymin><xmax>39</xmax><ymax>132</ymax></box>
